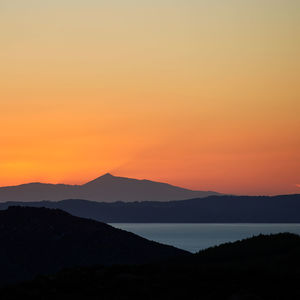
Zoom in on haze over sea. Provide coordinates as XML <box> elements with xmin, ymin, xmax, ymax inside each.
<box><xmin>111</xmin><ymin>223</ymin><xmax>300</xmax><ymax>253</ymax></box>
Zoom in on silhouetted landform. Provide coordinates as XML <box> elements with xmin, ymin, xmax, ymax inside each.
<box><xmin>0</xmin><ymin>207</ymin><xmax>188</xmax><ymax>285</ymax></box>
<box><xmin>1</xmin><ymin>233</ymin><xmax>300</xmax><ymax>299</ymax></box>
<box><xmin>1</xmin><ymin>194</ymin><xmax>300</xmax><ymax>223</ymax></box>
<box><xmin>0</xmin><ymin>173</ymin><xmax>220</xmax><ymax>203</ymax></box>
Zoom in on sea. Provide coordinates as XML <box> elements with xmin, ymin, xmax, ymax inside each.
<box><xmin>110</xmin><ymin>223</ymin><xmax>300</xmax><ymax>253</ymax></box>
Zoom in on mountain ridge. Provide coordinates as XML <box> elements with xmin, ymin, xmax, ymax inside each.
<box><xmin>1</xmin><ymin>194</ymin><xmax>299</xmax><ymax>223</ymax></box>
<box><xmin>0</xmin><ymin>173</ymin><xmax>220</xmax><ymax>203</ymax></box>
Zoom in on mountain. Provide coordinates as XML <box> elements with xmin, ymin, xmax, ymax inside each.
<box><xmin>0</xmin><ymin>206</ymin><xmax>188</xmax><ymax>285</ymax></box>
<box><xmin>0</xmin><ymin>173</ymin><xmax>220</xmax><ymax>203</ymax></box>
<box><xmin>1</xmin><ymin>194</ymin><xmax>300</xmax><ymax>223</ymax></box>
<box><xmin>2</xmin><ymin>233</ymin><xmax>300</xmax><ymax>299</ymax></box>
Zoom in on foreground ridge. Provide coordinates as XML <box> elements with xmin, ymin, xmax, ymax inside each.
<box><xmin>0</xmin><ymin>206</ymin><xmax>188</xmax><ymax>285</ymax></box>
<box><xmin>1</xmin><ymin>233</ymin><xmax>300</xmax><ymax>299</ymax></box>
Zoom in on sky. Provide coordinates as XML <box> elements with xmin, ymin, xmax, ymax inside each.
<box><xmin>0</xmin><ymin>0</ymin><xmax>299</xmax><ymax>195</ymax></box>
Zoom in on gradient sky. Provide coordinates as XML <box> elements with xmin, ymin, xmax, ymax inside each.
<box><xmin>1</xmin><ymin>0</ymin><xmax>299</xmax><ymax>195</ymax></box>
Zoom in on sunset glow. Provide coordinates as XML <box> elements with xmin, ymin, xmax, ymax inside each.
<box><xmin>1</xmin><ymin>0</ymin><xmax>299</xmax><ymax>195</ymax></box>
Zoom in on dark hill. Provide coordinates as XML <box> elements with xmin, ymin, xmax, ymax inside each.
<box><xmin>0</xmin><ymin>173</ymin><xmax>220</xmax><ymax>203</ymax></box>
<box><xmin>1</xmin><ymin>194</ymin><xmax>300</xmax><ymax>223</ymax></box>
<box><xmin>0</xmin><ymin>207</ymin><xmax>188</xmax><ymax>285</ymax></box>
<box><xmin>1</xmin><ymin>233</ymin><xmax>300</xmax><ymax>299</ymax></box>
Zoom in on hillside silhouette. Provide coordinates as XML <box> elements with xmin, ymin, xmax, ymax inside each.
<box><xmin>0</xmin><ymin>207</ymin><xmax>188</xmax><ymax>285</ymax></box>
<box><xmin>1</xmin><ymin>233</ymin><xmax>300</xmax><ymax>299</ymax></box>
<box><xmin>0</xmin><ymin>173</ymin><xmax>220</xmax><ymax>203</ymax></box>
<box><xmin>2</xmin><ymin>194</ymin><xmax>300</xmax><ymax>223</ymax></box>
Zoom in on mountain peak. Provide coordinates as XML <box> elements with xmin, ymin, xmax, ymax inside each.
<box><xmin>84</xmin><ymin>173</ymin><xmax>116</xmax><ymax>185</ymax></box>
<box><xmin>100</xmin><ymin>173</ymin><xmax>114</xmax><ymax>178</ymax></box>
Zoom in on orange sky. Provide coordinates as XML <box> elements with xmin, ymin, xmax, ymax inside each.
<box><xmin>0</xmin><ymin>0</ymin><xmax>299</xmax><ymax>195</ymax></box>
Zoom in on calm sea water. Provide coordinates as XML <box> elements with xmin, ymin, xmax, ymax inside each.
<box><xmin>110</xmin><ymin>223</ymin><xmax>300</xmax><ymax>253</ymax></box>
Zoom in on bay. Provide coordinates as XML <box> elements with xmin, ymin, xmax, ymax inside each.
<box><xmin>111</xmin><ymin>223</ymin><xmax>300</xmax><ymax>253</ymax></box>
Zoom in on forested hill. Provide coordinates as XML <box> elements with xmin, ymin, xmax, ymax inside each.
<box><xmin>0</xmin><ymin>206</ymin><xmax>188</xmax><ymax>285</ymax></box>
<box><xmin>1</xmin><ymin>233</ymin><xmax>300</xmax><ymax>299</ymax></box>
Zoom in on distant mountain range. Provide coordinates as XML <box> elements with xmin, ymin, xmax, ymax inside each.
<box><xmin>0</xmin><ymin>173</ymin><xmax>220</xmax><ymax>203</ymax></box>
<box><xmin>1</xmin><ymin>194</ymin><xmax>300</xmax><ymax>223</ymax></box>
<box><xmin>0</xmin><ymin>206</ymin><xmax>187</xmax><ymax>285</ymax></box>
